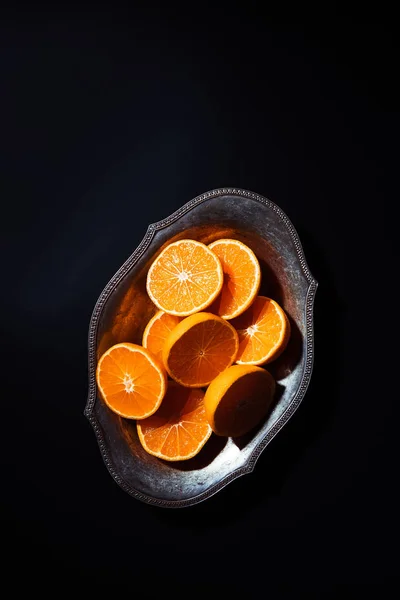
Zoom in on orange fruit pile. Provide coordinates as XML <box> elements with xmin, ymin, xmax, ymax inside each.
<box><xmin>96</xmin><ymin>238</ymin><xmax>291</xmax><ymax>461</ymax></box>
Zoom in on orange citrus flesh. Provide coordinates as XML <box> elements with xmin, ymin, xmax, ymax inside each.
<box><xmin>95</xmin><ymin>238</ymin><xmax>293</xmax><ymax>461</ymax></box>
<box><xmin>204</xmin><ymin>364</ymin><xmax>276</xmax><ymax>437</ymax></box>
<box><xmin>96</xmin><ymin>343</ymin><xmax>167</xmax><ymax>419</ymax></box>
<box><xmin>137</xmin><ymin>382</ymin><xmax>212</xmax><ymax>461</ymax></box>
<box><xmin>142</xmin><ymin>310</ymin><xmax>181</xmax><ymax>362</ymax></box>
<box><xmin>231</xmin><ymin>296</ymin><xmax>291</xmax><ymax>365</ymax></box>
<box><xmin>208</xmin><ymin>239</ymin><xmax>261</xmax><ymax>320</ymax></box>
<box><xmin>146</xmin><ymin>239</ymin><xmax>223</xmax><ymax>316</ymax></box>
<box><xmin>162</xmin><ymin>312</ymin><xmax>239</xmax><ymax>388</ymax></box>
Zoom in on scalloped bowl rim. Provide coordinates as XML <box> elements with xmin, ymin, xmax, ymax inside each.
<box><xmin>84</xmin><ymin>187</ymin><xmax>318</xmax><ymax>508</ymax></box>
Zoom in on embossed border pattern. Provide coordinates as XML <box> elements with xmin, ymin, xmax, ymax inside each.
<box><xmin>84</xmin><ymin>188</ymin><xmax>318</xmax><ymax>508</ymax></box>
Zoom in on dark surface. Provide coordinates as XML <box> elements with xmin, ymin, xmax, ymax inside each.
<box><xmin>1</xmin><ymin>8</ymin><xmax>398</xmax><ymax>595</ymax></box>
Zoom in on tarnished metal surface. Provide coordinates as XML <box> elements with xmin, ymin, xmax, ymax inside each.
<box><xmin>85</xmin><ymin>188</ymin><xmax>318</xmax><ymax>507</ymax></box>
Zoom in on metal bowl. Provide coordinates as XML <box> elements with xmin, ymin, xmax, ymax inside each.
<box><xmin>85</xmin><ymin>188</ymin><xmax>317</xmax><ymax>507</ymax></box>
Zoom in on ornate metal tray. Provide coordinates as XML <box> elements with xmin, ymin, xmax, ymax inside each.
<box><xmin>85</xmin><ymin>188</ymin><xmax>317</xmax><ymax>507</ymax></box>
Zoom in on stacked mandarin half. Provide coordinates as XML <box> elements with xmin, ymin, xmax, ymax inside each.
<box><xmin>96</xmin><ymin>238</ymin><xmax>291</xmax><ymax>461</ymax></box>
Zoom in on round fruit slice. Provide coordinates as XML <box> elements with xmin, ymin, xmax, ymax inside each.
<box><xmin>137</xmin><ymin>382</ymin><xmax>212</xmax><ymax>461</ymax></box>
<box><xmin>162</xmin><ymin>312</ymin><xmax>239</xmax><ymax>388</ymax></box>
<box><xmin>142</xmin><ymin>310</ymin><xmax>181</xmax><ymax>361</ymax></box>
<box><xmin>231</xmin><ymin>296</ymin><xmax>291</xmax><ymax>365</ymax></box>
<box><xmin>204</xmin><ymin>364</ymin><xmax>276</xmax><ymax>437</ymax></box>
<box><xmin>146</xmin><ymin>239</ymin><xmax>223</xmax><ymax>316</ymax></box>
<box><xmin>208</xmin><ymin>238</ymin><xmax>261</xmax><ymax>319</ymax></box>
<box><xmin>96</xmin><ymin>343</ymin><xmax>167</xmax><ymax>419</ymax></box>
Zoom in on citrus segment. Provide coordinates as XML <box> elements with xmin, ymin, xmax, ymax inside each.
<box><xmin>204</xmin><ymin>364</ymin><xmax>276</xmax><ymax>437</ymax></box>
<box><xmin>96</xmin><ymin>343</ymin><xmax>167</xmax><ymax>419</ymax></box>
<box><xmin>162</xmin><ymin>312</ymin><xmax>239</xmax><ymax>387</ymax></box>
<box><xmin>142</xmin><ymin>310</ymin><xmax>181</xmax><ymax>361</ymax></box>
<box><xmin>146</xmin><ymin>239</ymin><xmax>223</xmax><ymax>316</ymax></box>
<box><xmin>231</xmin><ymin>296</ymin><xmax>291</xmax><ymax>365</ymax></box>
<box><xmin>137</xmin><ymin>383</ymin><xmax>212</xmax><ymax>461</ymax></box>
<box><xmin>208</xmin><ymin>238</ymin><xmax>261</xmax><ymax>319</ymax></box>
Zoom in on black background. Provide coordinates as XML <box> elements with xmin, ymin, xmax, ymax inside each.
<box><xmin>2</xmin><ymin>6</ymin><xmax>398</xmax><ymax>596</ymax></box>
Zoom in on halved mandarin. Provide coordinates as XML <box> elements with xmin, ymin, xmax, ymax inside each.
<box><xmin>204</xmin><ymin>364</ymin><xmax>276</xmax><ymax>437</ymax></box>
<box><xmin>162</xmin><ymin>312</ymin><xmax>239</xmax><ymax>388</ymax></box>
<box><xmin>231</xmin><ymin>296</ymin><xmax>291</xmax><ymax>365</ymax></box>
<box><xmin>137</xmin><ymin>382</ymin><xmax>212</xmax><ymax>461</ymax></box>
<box><xmin>96</xmin><ymin>343</ymin><xmax>167</xmax><ymax>419</ymax></box>
<box><xmin>146</xmin><ymin>239</ymin><xmax>223</xmax><ymax>316</ymax></box>
<box><xmin>208</xmin><ymin>238</ymin><xmax>261</xmax><ymax>319</ymax></box>
<box><xmin>142</xmin><ymin>310</ymin><xmax>181</xmax><ymax>362</ymax></box>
